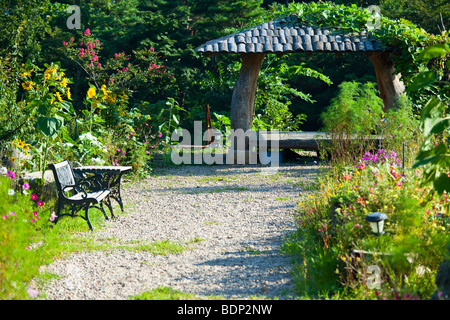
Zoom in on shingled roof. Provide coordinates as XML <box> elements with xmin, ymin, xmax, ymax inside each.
<box><xmin>197</xmin><ymin>14</ymin><xmax>389</xmax><ymax>56</ymax></box>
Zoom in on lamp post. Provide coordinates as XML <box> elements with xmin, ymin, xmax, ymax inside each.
<box><xmin>365</xmin><ymin>212</ymin><xmax>388</xmax><ymax>236</ymax></box>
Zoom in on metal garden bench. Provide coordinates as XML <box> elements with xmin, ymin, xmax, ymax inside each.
<box><xmin>49</xmin><ymin>160</ymin><xmax>114</xmax><ymax>231</ymax></box>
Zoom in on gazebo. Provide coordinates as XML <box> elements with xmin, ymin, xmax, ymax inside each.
<box><xmin>196</xmin><ymin>14</ymin><xmax>405</xmax><ymax>133</ymax></box>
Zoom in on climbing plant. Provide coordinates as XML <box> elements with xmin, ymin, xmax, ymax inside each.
<box><xmin>266</xmin><ymin>1</ymin><xmax>447</xmax><ymax>108</ymax></box>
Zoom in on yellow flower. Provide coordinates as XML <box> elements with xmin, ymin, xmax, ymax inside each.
<box><xmin>56</xmin><ymin>92</ymin><xmax>63</xmax><ymax>102</ymax></box>
<box><xmin>45</xmin><ymin>67</ymin><xmax>57</xmax><ymax>75</ymax></box>
<box><xmin>21</xmin><ymin>72</ymin><xmax>29</xmax><ymax>77</ymax></box>
<box><xmin>87</xmin><ymin>87</ymin><xmax>96</xmax><ymax>99</ymax></box>
<box><xmin>105</xmin><ymin>94</ymin><xmax>117</xmax><ymax>104</ymax></box>
<box><xmin>60</xmin><ymin>78</ymin><xmax>68</xmax><ymax>87</ymax></box>
<box><xmin>66</xmin><ymin>88</ymin><xmax>72</xmax><ymax>100</ymax></box>
<box><xmin>17</xmin><ymin>140</ymin><xmax>25</xmax><ymax>148</ymax></box>
<box><xmin>21</xmin><ymin>81</ymin><xmax>33</xmax><ymax>90</ymax></box>
<box><xmin>11</xmin><ymin>156</ymin><xmax>16</xmax><ymax>162</ymax></box>
<box><xmin>100</xmin><ymin>84</ymin><xmax>111</xmax><ymax>96</ymax></box>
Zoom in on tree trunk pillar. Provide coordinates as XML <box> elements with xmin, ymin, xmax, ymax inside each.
<box><xmin>367</xmin><ymin>52</ymin><xmax>405</xmax><ymax>110</ymax></box>
<box><xmin>230</xmin><ymin>53</ymin><xmax>265</xmax><ymax>132</ymax></box>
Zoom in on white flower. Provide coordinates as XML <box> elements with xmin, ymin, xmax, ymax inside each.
<box><xmin>8</xmin><ymin>189</ymin><xmax>15</xmax><ymax>195</ymax></box>
<box><xmin>0</xmin><ymin>167</ymin><xmax>7</xmax><ymax>176</ymax></box>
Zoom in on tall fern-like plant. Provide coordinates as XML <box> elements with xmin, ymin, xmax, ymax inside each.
<box><xmin>320</xmin><ymin>81</ymin><xmax>384</xmax><ymax>164</ymax></box>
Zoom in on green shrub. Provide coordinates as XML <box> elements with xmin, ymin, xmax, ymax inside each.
<box><xmin>286</xmin><ymin>150</ymin><xmax>450</xmax><ymax>299</ymax></box>
<box><xmin>320</xmin><ymin>81</ymin><xmax>384</xmax><ymax>164</ymax></box>
<box><xmin>0</xmin><ymin>171</ymin><xmax>54</xmax><ymax>299</ymax></box>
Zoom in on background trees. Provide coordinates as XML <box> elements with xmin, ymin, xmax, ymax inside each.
<box><xmin>1</xmin><ymin>0</ymin><xmax>448</xmax><ymax>163</ymax></box>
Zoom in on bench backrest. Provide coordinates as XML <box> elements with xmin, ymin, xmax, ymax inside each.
<box><xmin>48</xmin><ymin>160</ymin><xmax>76</xmax><ymax>194</ymax></box>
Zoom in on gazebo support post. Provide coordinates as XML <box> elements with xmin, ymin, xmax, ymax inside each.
<box><xmin>367</xmin><ymin>52</ymin><xmax>405</xmax><ymax>110</ymax></box>
<box><xmin>230</xmin><ymin>53</ymin><xmax>265</xmax><ymax>133</ymax></box>
<box><xmin>229</xmin><ymin>53</ymin><xmax>265</xmax><ymax>157</ymax></box>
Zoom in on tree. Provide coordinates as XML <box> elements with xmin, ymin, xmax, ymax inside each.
<box><xmin>380</xmin><ymin>0</ymin><xmax>449</xmax><ymax>34</ymax></box>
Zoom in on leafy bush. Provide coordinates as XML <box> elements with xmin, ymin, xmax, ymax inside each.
<box><xmin>284</xmin><ymin>150</ymin><xmax>450</xmax><ymax>299</ymax></box>
<box><xmin>0</xmin><ymin>169</ymin><xmax>55</xmax><ymax>299</ymax></box>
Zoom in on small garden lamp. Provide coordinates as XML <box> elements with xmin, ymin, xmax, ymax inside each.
<box><xmin>365</xmin><ymin>212</ymin><xmax>388</xmax><ymax>236</ymax></box>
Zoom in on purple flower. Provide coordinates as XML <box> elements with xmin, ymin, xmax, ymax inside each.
<box><xmin>6</xmin><ymin>170</ymin><xmax>15</xmax><ymax>180</ymax></box>
<box><xmin>27</xmin><ymin>285</ymin><xmax>39</xmax><ymax>298</ymax></box>
<box><xmin>22</xmin><ymin>182</ymin><xmax>30</xmax><ymax>190</ymax></box>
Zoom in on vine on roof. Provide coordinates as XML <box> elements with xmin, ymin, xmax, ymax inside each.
<box><xmin>267</xmin><ymin>1</ymin><xmax>449</xmax><ymax>108</ymax></box>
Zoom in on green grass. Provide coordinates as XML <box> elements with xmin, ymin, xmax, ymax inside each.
<box><xmin>275</xmin><ymin>197</ymin><xmax>291</xmax><ymax>201</ymax></box>
<box><xmin>130</xmin><ymin>286</ymin><xmax>226</xmax><ymax>300</ymax></box>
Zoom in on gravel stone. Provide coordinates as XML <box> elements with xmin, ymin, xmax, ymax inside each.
<box><xmin>37</xmin><ymin>163</ymin><xmax>319</xmax><ymax>300</ymax></box>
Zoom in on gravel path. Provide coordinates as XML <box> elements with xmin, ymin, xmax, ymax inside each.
<box><xmin>38</xmin><ymin>163</ymin><xmax>319</xmax><ymax>300</ymax></box>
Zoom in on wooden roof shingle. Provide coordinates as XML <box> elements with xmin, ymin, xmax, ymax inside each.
<box><xmin>197</xmin><ymin>14</ymin><xmax>389</xmax><ymax>56</ymax></box>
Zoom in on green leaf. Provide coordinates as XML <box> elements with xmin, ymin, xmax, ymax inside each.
<box><xmin>420</xmin><ymin>97</ymin><xmax>444</xmax><ymax>138</ymax></box>
<box><xmin>414</xmin><ymin>142</ymin><xmax>447</xmax><ymax>167</ymax></box>
<box><xmin>36</xmin><ymin>117</ymin><xmax>61</xmax><ymax>138</ymax></box>
<box><xmin>172</xmin><ymin>114</ymin><xmax>179</xmax><ymax>125</ymax></box>
<box><xmin>416</xmin><ymin>44</ymin><xmax>450</xmax><ymax>62</ymax></box>
<box><xmin>434</xmin><ymin>170</ymin><xmax>450</xmax><ymax>195</ymax></box>
<box><xmin>406</xmin><ymin>71</ymin><xmax>436</xmax><ymax>92</ymax></box>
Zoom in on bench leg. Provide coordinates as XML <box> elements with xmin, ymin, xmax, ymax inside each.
<box><xmin>84</xmin><ymin>204</ymin><xmax>94</xmax><ymax>231</ymax></box>
<box><xmin>100</xmin><ymin>202</ymin><xmax>109</xmax><ymax>221</ymax></box>
<box><xmin>105</xmin><ymin>196</ymin><xmax>115</xmax><ymax>219</ymax></box>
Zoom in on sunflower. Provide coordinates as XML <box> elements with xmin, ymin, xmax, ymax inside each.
<box><xmin>21</xmin><ymin>81</ymin><xmax>33</xmax><ymax>90</ymax></box>
<box><xmin>60</xmin><ymin>78</ymin><xmax>68</xmax><ymax>87</ymax></box>
<box><xmin>17</xmin><ymin>140</ymin><xmax>25</xmax><ymax>148</ymax></box>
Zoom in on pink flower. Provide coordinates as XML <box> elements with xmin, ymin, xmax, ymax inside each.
<box><xmin>356</xmin><ymin>224</ymin><xmax>361</xmax><ymax>228</ymax></box>
<box><xmin>50</xmin><ymin>212</ymin><xmax>58</xmax><ymax>222</ymax></box>
<box><xmin>30</xmin><ymin>218</ymin><xmax>35</xmax><ymax>223</ymax></box>
<box><xmin>37</xmin><ymin>200</ymin><xmax>44</xmax><ymax>207</ymax></box>
<box><xmin>31</xmin><ymin>194</ymin><xmax>38</xmax><ymax>201</ymax></box>
<box><xmin>144</xmin><ymin>142</ymin><xmax>148</xmax><ymax>145</ymax></box>
<box><xmin>27</xmin><ymin>285</ymin><xmax>39</xmax><ymax>298</ymax></box>
<box><xmin>33</xmin><ymin>211</ymin><xmax>38</xmax><ymax>217</ymax></box>
<box><xmin>8</xmin><ymin>211</ymin><xmax>15</xmax><ymax>216</ymax></box>
<box><xmin>7</xmin><ymin>170</ymin><xmax>15</xmax><ymax>180</ymax></box>
<box><xmin>63</xmin><ymin>41</ymin><xmax>68</xmax><ymax>46</ymax></box>
<box><xmin>2</xmin><ymin>215</ymin><xmax>7</xmax><ymax>220</ymax></box>
<box><xmin>22</xmin><ymin>182</ymin><xmax>30</xmax><ymax>190</ymax></box>
<box><xmin>130</xmin><ymin>132</ymin><xmax>135</xmax><ymax>136</ymax></box>
<box><xmin>158</xmin><ymin>132</ymin><xmax>163</xmax><ymax>138</ymax></box>
<box><xmin>84</xmin><ymin>28</ymin><xmax>91</xmax><ymax>36</ymax></box>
